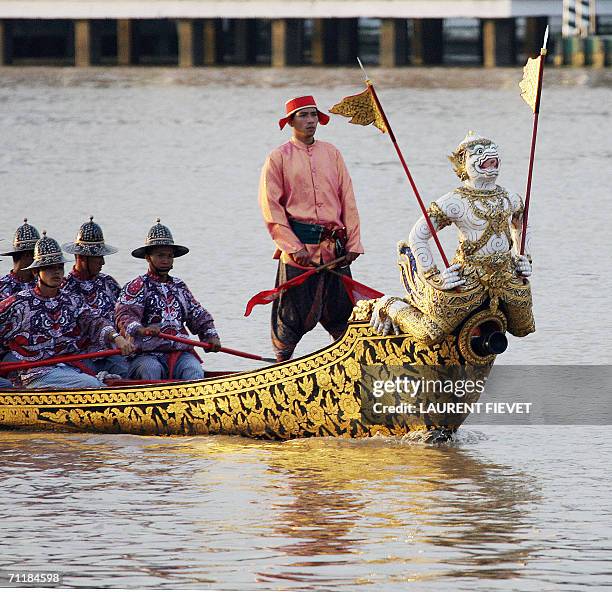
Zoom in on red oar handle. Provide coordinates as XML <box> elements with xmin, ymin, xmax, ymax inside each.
<box><xmin>158</xmin><ymin>333</ymin><xmax>275</xmax><ymax>363</ymax></box>
<box><xmin>0</xmin><ymin>349</ymin><xmax>121</xmax><ymax>375</ymax></box>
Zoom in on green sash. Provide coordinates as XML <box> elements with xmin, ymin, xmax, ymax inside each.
<box><xmin>289</xmin><ymin>220</ymin><xmax>325</xmax><ymax>244</ymax></box>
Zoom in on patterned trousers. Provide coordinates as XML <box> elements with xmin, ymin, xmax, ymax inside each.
<box><xmin>2</xmin><ymin>353</ymin><xmax>104</xmax><ymax>389</ymax></box>
<box><xmin>271</xmin><ymin>261</ymin><xmax>354</xmax><ymax>362</ymax></box>
<box><xmin>128</xmin><ymin>352</ymin><xmax>204</xmax><ymax>380</ymax></box>
<box><xmin>84</xmin><ymin>354</ymin><xmax>129</xmax><ymax>378</ymax></box>
<box><xmin>24</xmin><ymin>366</ymin><xmax>104</xmax><ymax>389</ymax></box>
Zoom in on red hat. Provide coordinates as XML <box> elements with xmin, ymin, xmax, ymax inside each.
<box><xmin>278</xmin><ymin>95</ymin><xmax>330</xmax><ymax>130</ymax></box>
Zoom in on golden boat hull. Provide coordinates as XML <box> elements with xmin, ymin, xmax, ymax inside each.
<box><xmin>0</xmin><ymin>303</ymin><xmax>504</xmax><ymax>439</ymax></box>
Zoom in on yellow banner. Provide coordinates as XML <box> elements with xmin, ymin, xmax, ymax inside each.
<box><xmin>329</xmin><ymin>87</ymin><xmax>387</xmax><ymax>133</ymax></box>
<box><xmin>519</xmin><ymin>55</ymin><xmax>541</xmax><ymax>113</ymax></box>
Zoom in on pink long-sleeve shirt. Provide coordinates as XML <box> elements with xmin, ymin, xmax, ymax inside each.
<box><xmin>258</xmin><ymin>137</ymin><xmax>364</xmax><ymax>265</ymax></box>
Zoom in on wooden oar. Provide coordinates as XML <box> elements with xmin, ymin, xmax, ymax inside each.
<box><xmin>0</xmin><ymin>349</ymin><xmax>121</xmax><ymax>375</ymax></box>
<box><xmin>159</xmin><ymin>333</ymin><xmax>276</xmax><ymax>363</ymax></box>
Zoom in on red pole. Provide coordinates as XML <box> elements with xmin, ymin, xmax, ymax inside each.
<box><xmin>159</xmin><ymin>333</ymin><xmax>275</xmax><ymax>363</ymax></box>
<box><xmin>366</xmin><ymin>82</ymin><xmax>451</xmax><ymax>269</ymax></box>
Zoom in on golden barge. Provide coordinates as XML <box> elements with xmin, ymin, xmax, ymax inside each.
<box><xmin>0</xmin><ymin>300</ymin><xmax>506</xmax><ymax>440</ymax></box>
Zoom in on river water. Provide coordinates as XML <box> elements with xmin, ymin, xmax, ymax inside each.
<box><xmin>0</xmin><ymin>67</ymin><xmax>611</xmax><ymax>590</ymax></box>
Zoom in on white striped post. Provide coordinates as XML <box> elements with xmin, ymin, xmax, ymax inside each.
<box><xmin>563</xmin><ymin>0</ymin><xmax>596</xmax><ymax>37</ymax></box>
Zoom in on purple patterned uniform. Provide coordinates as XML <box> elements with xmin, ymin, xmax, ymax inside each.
<box><xmin>0</xmin><ymin>272</ymin><xmax>36</xmax><ymax>300</ymax></box>
<box><xmin>115</xmin><ymin>272</ymin><xmax>218</xmax><ymax>353</ymax></box>
<box><xmin>0</xmin><ymin>286</ymin><xmax>116</xmax><ymax>386</ymax></box>
<box><xmin>61</xmin><ymin>268</ymin><xmax>121</xmax><ymax>354</ymax></box>
<box><xmin>62</xmin><ymin>268</ymin><xmax>120</xmax><ymax>322</ymax></box>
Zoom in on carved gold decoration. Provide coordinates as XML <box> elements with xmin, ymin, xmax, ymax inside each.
<box><xmin>426</xmin><ymin>202</ymin><xmax>452</xmax><ymax>230</ymax></box>
<box><xmin>397</xmin><ymin>240</ymin><xmax>534</xmax><ymax>342</ymax></box>
<box><xmin>329</xmin><ymin>86</ymin><xmax>387</xmax><ymax>133</ymax></box>
<box><xmin>519</xmin><ymin>55</ymin><xmax>541</xmax><ymax>113</ymax></box>
<box><xmin>0</xmin><ymin>314</ymin><xmax>492</xmax><ymax>439</ymax></box>
<box><xmin>457</xmin><ymin>308</ymin><xmax>508</xmax><ymax>366</ymax></box>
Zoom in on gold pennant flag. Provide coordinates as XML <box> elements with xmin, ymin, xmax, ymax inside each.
<box><xmin>519</xmin><ymin>55</ymin><xmax>541</xmax><ymax>113</ymax></box>
<box><xmin>329</xmin><ymin>87</ymin><xmax>387</xmax><ymax>133</ymax></box>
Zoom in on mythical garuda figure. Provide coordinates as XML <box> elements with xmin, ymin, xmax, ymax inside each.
<box><xmin>371</xmin><ymin>131</ymin><xmax>535</xmax><ymax>344</ymax></box>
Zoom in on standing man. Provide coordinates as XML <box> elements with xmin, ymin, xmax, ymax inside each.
<box><xmin>0</xmin><ymin>219</ymin><xmax>41</xmax><ymax>299</ymax></box>
<box><xmin>258</xmin><ymin>95</ymin><xmax>364</xmax><ymax>362</ymax></box>
<box><xmin>0</xmin><ymin>233</ymin><xmax>133</xmax><ymax>389</ymax></box>
<box><xmin>115</xmin><ymin>219</ymin><xmax>221</xmax><ymax>381</ymax></box>
<box><xmin>62</xmin><ymin>216</ymin><xmax>128</xmax><ymax>378</ymax></box>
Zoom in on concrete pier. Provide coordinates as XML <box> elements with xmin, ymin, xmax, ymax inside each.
<box><xmin>380</xmin><ymin>18</ymin><xmax>409</xmax><ymax>67</ymax></box>
<box><xmin>310</xmin><ymin>19</ymin><xmax>329</xmax><ymax>65</ymax></box>
<box><xmin>271</xmin><ymin>19</ymin><xmax>303</xmax><ymax>66</ymax></box>
<box><xmin>117</xmin><ymin>19</ymin><xmax>132</xmax><ymax>65</ymax></box>
<box><xmin>177</xmin><ymin>18</ymin><xmax>194</xmax><ymax>67</ymax></box>
<box><xmin>202</xmin><ymin>19</ymin><xmax>223</xmax><ymax>65</ymax></box>
<box><xmin>586</xmin><ymin>36</ymin><xmax>606</xmax><ymax>67</ymax></box>
<box><xmin>0</xmin><ymin>1</ymin><xmax>610</xmax><ymax>68</ymax></box>
<box><xmin>74</xmin><ymin>19</ymin><xmax>90</xmax><ymax>66</ymax></box>
<box><xmin>311</xmin><ymin>18</ymin><xmax>358</xmax><ymax>65</ymax></box>
<box><xmin>0</xmin><ymin>20</ymin><xmax>7</xmax><ymax>65</ymax></box>
<box><xmin>481</xmin><ymin>18</ymin><xmax>517</xmax><ymax>67</ymax></box>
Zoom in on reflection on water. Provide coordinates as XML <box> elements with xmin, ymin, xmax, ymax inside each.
<box><xmin>259</xmin><ymin>438</ymin><xmax>539</xmax><ymax>587</ymax></box>
<box><xmin>1</xmin><ymin>428</ymin><xmax>611</xmax><ymax>590</ymax></box>
<box><xmin>0</xmin><ymin>433</ymin><xmax>537</xmax><ymax>588</ymax></box>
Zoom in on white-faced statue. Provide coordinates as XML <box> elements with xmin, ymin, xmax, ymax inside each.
<box><xmin>448</xmin><ymin>131</ymin><xmax>501</xmax><ymax>185</ymax></box>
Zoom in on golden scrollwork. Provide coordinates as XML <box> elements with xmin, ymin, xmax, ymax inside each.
<box><xmin>329</xmin><ymin>87</ymin><xmax>387</xmax><ymax>133</ymax></box>
<box><xmin>426</xmin><ymin>202</ymin><xmax>452</xmax><ymax>230</ymax></box>
<box><xmin>0</xmin><ymin>314</ymin><xmax>489</xmax><ymax>440</ymax></box>
<box><xmin>519</xmin><ymin>56</ymin><xmax>541</xmax><ymax>113</ymax></box>
<box><xmin>457</xmin><ymin>308</ymin><xmax>508</xmax><ymax>366</ymax></box>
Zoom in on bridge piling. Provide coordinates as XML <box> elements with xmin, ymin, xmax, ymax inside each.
<box><xmin>380</xmin><ymin>18</ymin><xmax>409</xmax><ymax>67</ymax></box>
<box><xmin>117</xmin><ymin>19</ymin><xmax>132</xmax><ymax>65</ymax></box>
<box><xmin>271</xmin><ymin>19</ymin><xmax>304</xmax><ymax>67</ymax></box>
<box><xmin>481</xmin><ymin>18</ymin><xmax>516</xmax><ymax>67</ymax></box>
<box><xmin>0</xmin><ymin>20</ymin><xmax>6</xmax><ymax>65</ymax></box>
<box><xmin>0</xmin><ymin>10</ymin><xmax>609</xmax><ymax>69</ymax></box>
<box><xmin>202</xmin><ymin>19</ymin><xmax>223</xmax><ymax>65</ymax></box>
<box><xmin>177</xmin><ymin>18</ymin><xmax>194</xmax><ymax>67</ymax></box>
<box><xmin>310</xmin><ymin>19</ymin><xmax>327</xmax><ymax>65</ymax></box>
<box><xmin>74</xmin><ymin>19</ymin><xmax>91</xmax><ymax>66</ymax></box>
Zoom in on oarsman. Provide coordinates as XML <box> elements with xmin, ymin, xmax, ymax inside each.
<box><xmin>62</xmin><ymin>216</ymin><xmax>128</xmax><ymax>378</ymax></box>
<box><xmin>0</xmin><ymin>220</ymin><xmax>40</xmax><ymax>387</ymax></box>
<box><xmin>259</xmin><ymin>95</ymin><xmax>364</xmax><ymax>361</ymax></box>
<box><xmin>0</xmin><ymin>245</ymin><xmax>11</xmax><ymax>387</ymax></box>
<box><xmin>115</xmin><ymin>219</ymin><xmax>221</xmax><ymax>381</ymax></box>
<box><xmin>0</xmin><ymin>219</ymin><xmax>40</xmax><ymax>299</ymax></box>
<box><xmin>0</xmin><ymin>233</ymin><xmax>133</xmax><ymax>389</ymax></box>
<box><xmin>0</xmin><ymin>263</ymin><xmax>11</xmax><ymax>383</ymax></box>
